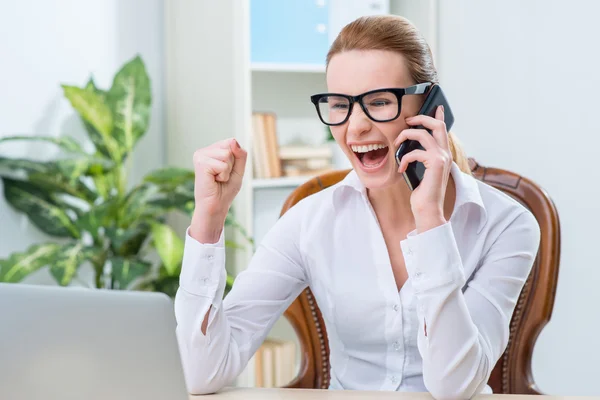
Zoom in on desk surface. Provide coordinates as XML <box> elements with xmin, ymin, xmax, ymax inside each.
<box><xmin>190</xmin><ymin>387</ymin><xmax>599</xmax><ymax>399</ymax></box>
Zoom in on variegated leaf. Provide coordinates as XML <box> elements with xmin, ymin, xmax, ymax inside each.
<box><xmin>62</xmin><ymin>84</ymin><xmax>121</xmax><ymax>161</ymax></box>
<box><xmin>0</xmin><ymin>157</ymin><xmax>47</xmax><ymax>179</ymax></box>
<box><xmin>76</xmin><ymin>198</ymin><xmax>120</xmax><ymax>240</ymax></box>
<box><xmin>148</xmin><ymin>190</ymin><xmax>194</xmax><ymax>216</ymax></box>
<box><xmin>85</xmin><ymin>77</ymin><xmax>107</xmax><ymax>100</ymax></box>
<box><xmin>106</xmin><ymin>55</ymin><xmax>151</xmax><ymax>155</ymax></box>
<box><xmin>0</xmin><ymin>156</ymin><xmax>102</xmax><ymax>202</ymax></box>
<box><xmin>119</xmin><ymin>183</ymin><xmax>164</xmax><ymax>226</ymax></box>
<box><xmin>0</xmin><ymin>243</ymin><xmax>62</xmax><ymax>283</ymax></box>
<box><xmin>143</xmin><ymin>167</ymin><xmax>194</xmax><ymax>189</ymax></box>
<box><xmin>52</xmin><ymin>158</ymin><xmax>113</xmax><ymax>193</ymax></box>
<box><xmin>148</xmin><ymin>179</ymin><xmax>195</xmax><ymax>216</ymax></box>
<box><xmin>50</xmin><ymin>244</ymin><xmax>103</xmax><ymax>286</ymax></box>
<box><xmin>82</xmin><ymin>78</ymin><xmax>114</xmax><ymax>159</ymax></box>
<box><xmin>0</xmin><ymin>135</ymin><xmax>86</xmax><ymax>155</ymax></box>
<box><xmin>92</xmin><ymin>170</ymin><xmax>118</xmax><ymax>200</ymax></box>
<box><xmin>109</xmin><ymin>256</ymin><xmax>151</xmax><ymax>290</ymax></box>
<box><xmin>106</xmin><ymin>223</ymin><xmax>151</xmax><ymax>257</ymax></box>
<box><xmin>2</xmin><ymin>178</ymin><xmax>80</xmax><ymax>238</ymax></box>
<box><xmin>150</xmin><ymin>223</ymin><xmax>184</xmax><ymax>276</ymax></box>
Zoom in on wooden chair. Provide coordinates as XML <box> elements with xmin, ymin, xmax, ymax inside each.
<box><xmin>280</xmin><ymin>158</ymin><xmax>561</xmax><ymax>394</ymax></box>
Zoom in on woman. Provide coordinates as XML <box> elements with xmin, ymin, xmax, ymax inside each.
<box><xmin>174</xmin><ymin>15</ymin><xmax>540</xmax><ymax>399</ymax></box>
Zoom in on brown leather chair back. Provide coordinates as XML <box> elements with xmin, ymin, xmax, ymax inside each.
<box><xmin>280</xmin><ymin>158</ymin><xmax>561</xmax><ymax>394</ymax></box>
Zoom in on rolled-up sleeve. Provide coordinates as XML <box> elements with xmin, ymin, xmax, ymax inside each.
<box><xmin>400</xmin><ymin>211</ymin><xmax>541</xmax><ymax>400</ymax></box>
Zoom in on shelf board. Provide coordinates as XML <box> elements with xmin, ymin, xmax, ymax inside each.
<box><xmin>252</xmin><ymin>175</ymin><xmax>313</xmax><ymax>189</ymax></box>
<box><xmin>251</xmin><ymin>62</ymin><xmax>326</xmax><ymax>73</ymax></box>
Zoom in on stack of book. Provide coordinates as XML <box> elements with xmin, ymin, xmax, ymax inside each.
<box><xmin>254</xmin><ymin>338</ymin><xmax>297</xmax><ymax>388</ymax></box>
<box><xmin>278</xmin><ymin>144</ymin><xmax>333</xmax><ymax>177</ymax></box>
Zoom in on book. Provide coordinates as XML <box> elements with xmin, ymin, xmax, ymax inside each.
<box><xmin>278</xmin><ymin>144</ymin><xmax>333</xmax><ymax>177</ymax></box>
<box><xmin>254</xmin><ymin>338</ymin><xmax>297</xmax><ymax>388</ymax></box>
<box><xmin>251</xmin><ymin>112</ymin><xmax>282</xmax><ymax>179</ymax></box>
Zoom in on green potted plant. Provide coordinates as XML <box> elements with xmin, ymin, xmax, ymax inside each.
<box><xmin>0</xmin><ymin>55</ymin><xmax>251</xmax><ymax>297</ymax></box>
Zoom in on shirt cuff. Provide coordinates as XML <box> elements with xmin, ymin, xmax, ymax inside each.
<box><xmin>400</xmin><ymin>222</ymin><xmax>466</xmax><ymax>293</ymax></box>
<box><xmin>179</xmin><ymin>226</ymin><xmax>226</xmax><ymax>297</ymax></box>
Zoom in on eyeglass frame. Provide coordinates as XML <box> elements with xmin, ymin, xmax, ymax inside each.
<box><xmin>310</xmin><ymin>82</ymin><xmax>433</xmax><ymax>126</ymax></box>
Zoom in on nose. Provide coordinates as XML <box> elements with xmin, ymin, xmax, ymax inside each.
<box><xmin>346</xmin><ymin>102</ymin><xmax>371</xmax><ymax>137</ymax></box>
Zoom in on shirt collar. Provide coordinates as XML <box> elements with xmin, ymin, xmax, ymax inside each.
<box><xmin>449</xmin><ymin>162</ymin><xmax>488</xmax><ymax>233</ymax></box>
<box><xmin>332</xmin><ymin>162</ymin><xmax>488</xmax><ymax>233</ymax></box>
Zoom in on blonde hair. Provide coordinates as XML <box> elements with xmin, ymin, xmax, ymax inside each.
<box><xmin>326</xmin><ymin>15</ymin><xmax>472</xmax><ymax>175</ymax></box>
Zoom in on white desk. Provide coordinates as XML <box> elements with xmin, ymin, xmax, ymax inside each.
<box><xmin>190</xmin><ymin>387</ymin><xmax>599</xmax><ymax>399</ymax></box>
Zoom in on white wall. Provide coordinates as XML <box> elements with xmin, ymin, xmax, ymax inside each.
<box><xmin>437</xmin><ymin>0</ymin><xmax>600</xmax><ymax>395</ymax></box>
<box><xmin>164</xmin><ymin>0</ymin><xmax>255</xmax><ymax>386</ymax></box>
<box><xmin>0</xmin><ymin>0</ymin><xmax>165</xmax><ymax>284</ymax></box>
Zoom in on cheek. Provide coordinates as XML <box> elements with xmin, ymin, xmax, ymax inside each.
<box><xmin>330</xmin><ymin>127</ymin><xmax>346</xmax><ymax>143</ymax></box>
<box><xmin>401</xmin><ymin>96</ymin><xmax>424</xmax><ymax>118</ymax></box>
<box><xmin>375</xmin><ymin>120</ymin><xmax>407</xmax><ymax>144</ymax></box>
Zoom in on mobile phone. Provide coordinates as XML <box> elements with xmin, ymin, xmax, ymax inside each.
<box><xmin>394</xmin><ymin>84</ymin><xmax>455</xmax><ymax>191</ymax></box>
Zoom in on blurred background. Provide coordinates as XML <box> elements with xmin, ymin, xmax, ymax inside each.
<box><xmin>1</xmin><ymin>0</ymin><xmax>599</xmax><ymax>396</ymax></box>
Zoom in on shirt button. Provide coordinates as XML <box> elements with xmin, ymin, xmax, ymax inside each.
<box><xmin>393</xmin><ymin>341</ymin><xmax>402</xmax><ymax>351</ymax></box>
<box><xmin>392</xmin><ymin>304</ymin><xmax>399</xmax><ymax>312</ymax></box>
<box><xmin>406</xmin><ymin>247</ymin><xmax>413</xmax><ymax>256</ymax></box>
<box><xmin>390</xmin><ymin>375</ymin><xmax>399</xmax><ymax>384</ymax></box>
<box><xmin>207</xmin><ymin>254</ymin><xmax>214</xmax><ymax>260</ymax></box>
<box><xmin>201</xmin><ymin>277</ymin><xmax>209</xmax><ymax>285</ymax></box>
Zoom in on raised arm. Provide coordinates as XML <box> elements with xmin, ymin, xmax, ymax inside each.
<box><xmin>173</xmin><ymin>139</ymin><xmax>308</xmax><ymax>394</ymax></box>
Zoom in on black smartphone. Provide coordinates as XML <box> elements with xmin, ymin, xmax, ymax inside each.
<box><xmin>394</xmin><ymin>84</ymin><xmax>455</xmax><ymax>191</ymax></box>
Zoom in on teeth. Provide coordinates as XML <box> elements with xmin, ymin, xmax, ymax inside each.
<box><xmin>350</xmin><ymin>143</ymin><xmax>387</xmax><ymax>153</ymax></box>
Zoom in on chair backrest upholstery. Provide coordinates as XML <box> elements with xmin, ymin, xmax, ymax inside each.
<box><xmin>280</xmin><ymin>158</ymin><xmax>561</xmax><ymax>394</ymax></box>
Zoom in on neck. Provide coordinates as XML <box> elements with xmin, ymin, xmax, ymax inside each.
<box><xmin>366</xmin><ymin>176</ymin><xmax>457</xmax><ymax>233</ymax></box>
<box><xmin>367</xmin><ymin>178</ymin><xmax>415</xmax><ymax>229</ymax></box>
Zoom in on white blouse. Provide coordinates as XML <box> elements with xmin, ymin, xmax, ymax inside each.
<box><xmin>174</xmin><ymin>162</ymin><xmax>541</xmax><ymax>399</ymax></box>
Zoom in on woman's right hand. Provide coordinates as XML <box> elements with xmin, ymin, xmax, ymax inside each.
<box><xmin>190</xmin><ymin>138</ymin><xmax>247</xmax><ymax>243</ymax></box>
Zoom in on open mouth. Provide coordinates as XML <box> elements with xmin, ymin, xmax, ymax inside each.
<box><xmin>350</xmin><ymin>143</ymin><xmax>389</xmax><ymax>168</ymax></box>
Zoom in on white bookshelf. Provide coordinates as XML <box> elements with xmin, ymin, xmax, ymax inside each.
<box><xmin>166</xmin><ymin>0</ymin><xmax>439</xmax><ymax>388</ymax></box>
<box><xmin>252</xmin><ymin>176</ymin><xmax>314</xmax><ymax>189</ymax></box>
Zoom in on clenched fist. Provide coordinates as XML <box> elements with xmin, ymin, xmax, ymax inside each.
<box><xmin>190</xmin><ymin>138</ymin><xmax>247</xmax><ymax>243</ymax></box>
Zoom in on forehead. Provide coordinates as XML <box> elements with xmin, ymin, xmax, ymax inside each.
<box><xmin>326</xmin><ymin>49</ymin><xmax>414</xmax><ymax>95</ymax></box>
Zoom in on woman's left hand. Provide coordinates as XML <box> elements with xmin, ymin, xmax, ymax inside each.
<box><xmin>393</xmin><ymin>105</ymin><xmax>452</xmax><ymax>233</ymax></box>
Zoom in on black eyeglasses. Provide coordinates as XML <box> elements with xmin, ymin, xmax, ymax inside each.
<box><xmin>310</xmin><ymin>82</ymin><xmax>432</xmax><ymax>126</ymax></box>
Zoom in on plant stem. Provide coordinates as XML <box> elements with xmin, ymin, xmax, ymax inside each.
<box><xmin>94</xmin><ymin>263</ymin><xmax>103</xmax><ymax>288</ymax></box>
<box><xmin>91</xmin><ymin>244</ymin><xmax>108</xmax><ymax>289</ymax></box>
<box><xmin>116</xmin><ymin>163</ymin><xmax>127</xmax><ymax>198</ymax></box>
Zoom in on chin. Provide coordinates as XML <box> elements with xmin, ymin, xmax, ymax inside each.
<box><xmin>351</xmin><ymin>153</ymin><xmax>401</xmax><ymax>190</ymax></box>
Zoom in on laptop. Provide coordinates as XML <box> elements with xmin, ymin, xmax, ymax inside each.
<box><xmin>0</xmin><ymin>282</ymin><xmax>190</xmax><ymax>400</ymax></box>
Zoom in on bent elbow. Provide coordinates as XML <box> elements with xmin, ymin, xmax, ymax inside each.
<box><xmin>425</xmin><ymin>380</ymin><xmax>487</xmax><ymax>400</ymax></box>
<box><xmin>185</xmin><ymin>379</ymin><xmax>223</xmax><ymax>396</ymax></box>
<box><xmin>180</xmin><ymin>355</ymin><xmax>233</xmax><ymax>396</ymax></box>
<box><xmin>176</xmin><ymin>329</ymin><xmax>240</xmax><ymax>396</ymax></box>
<box><xmin>423</xmin><ymin>357</ymin><xmax>490</xmax><ymax>400</ymax></box>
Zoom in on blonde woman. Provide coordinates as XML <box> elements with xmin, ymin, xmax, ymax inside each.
<box><xmin>174</xmin><ymin>15</ymin><xmax>540</xmax><ymax>399</ymax></box>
